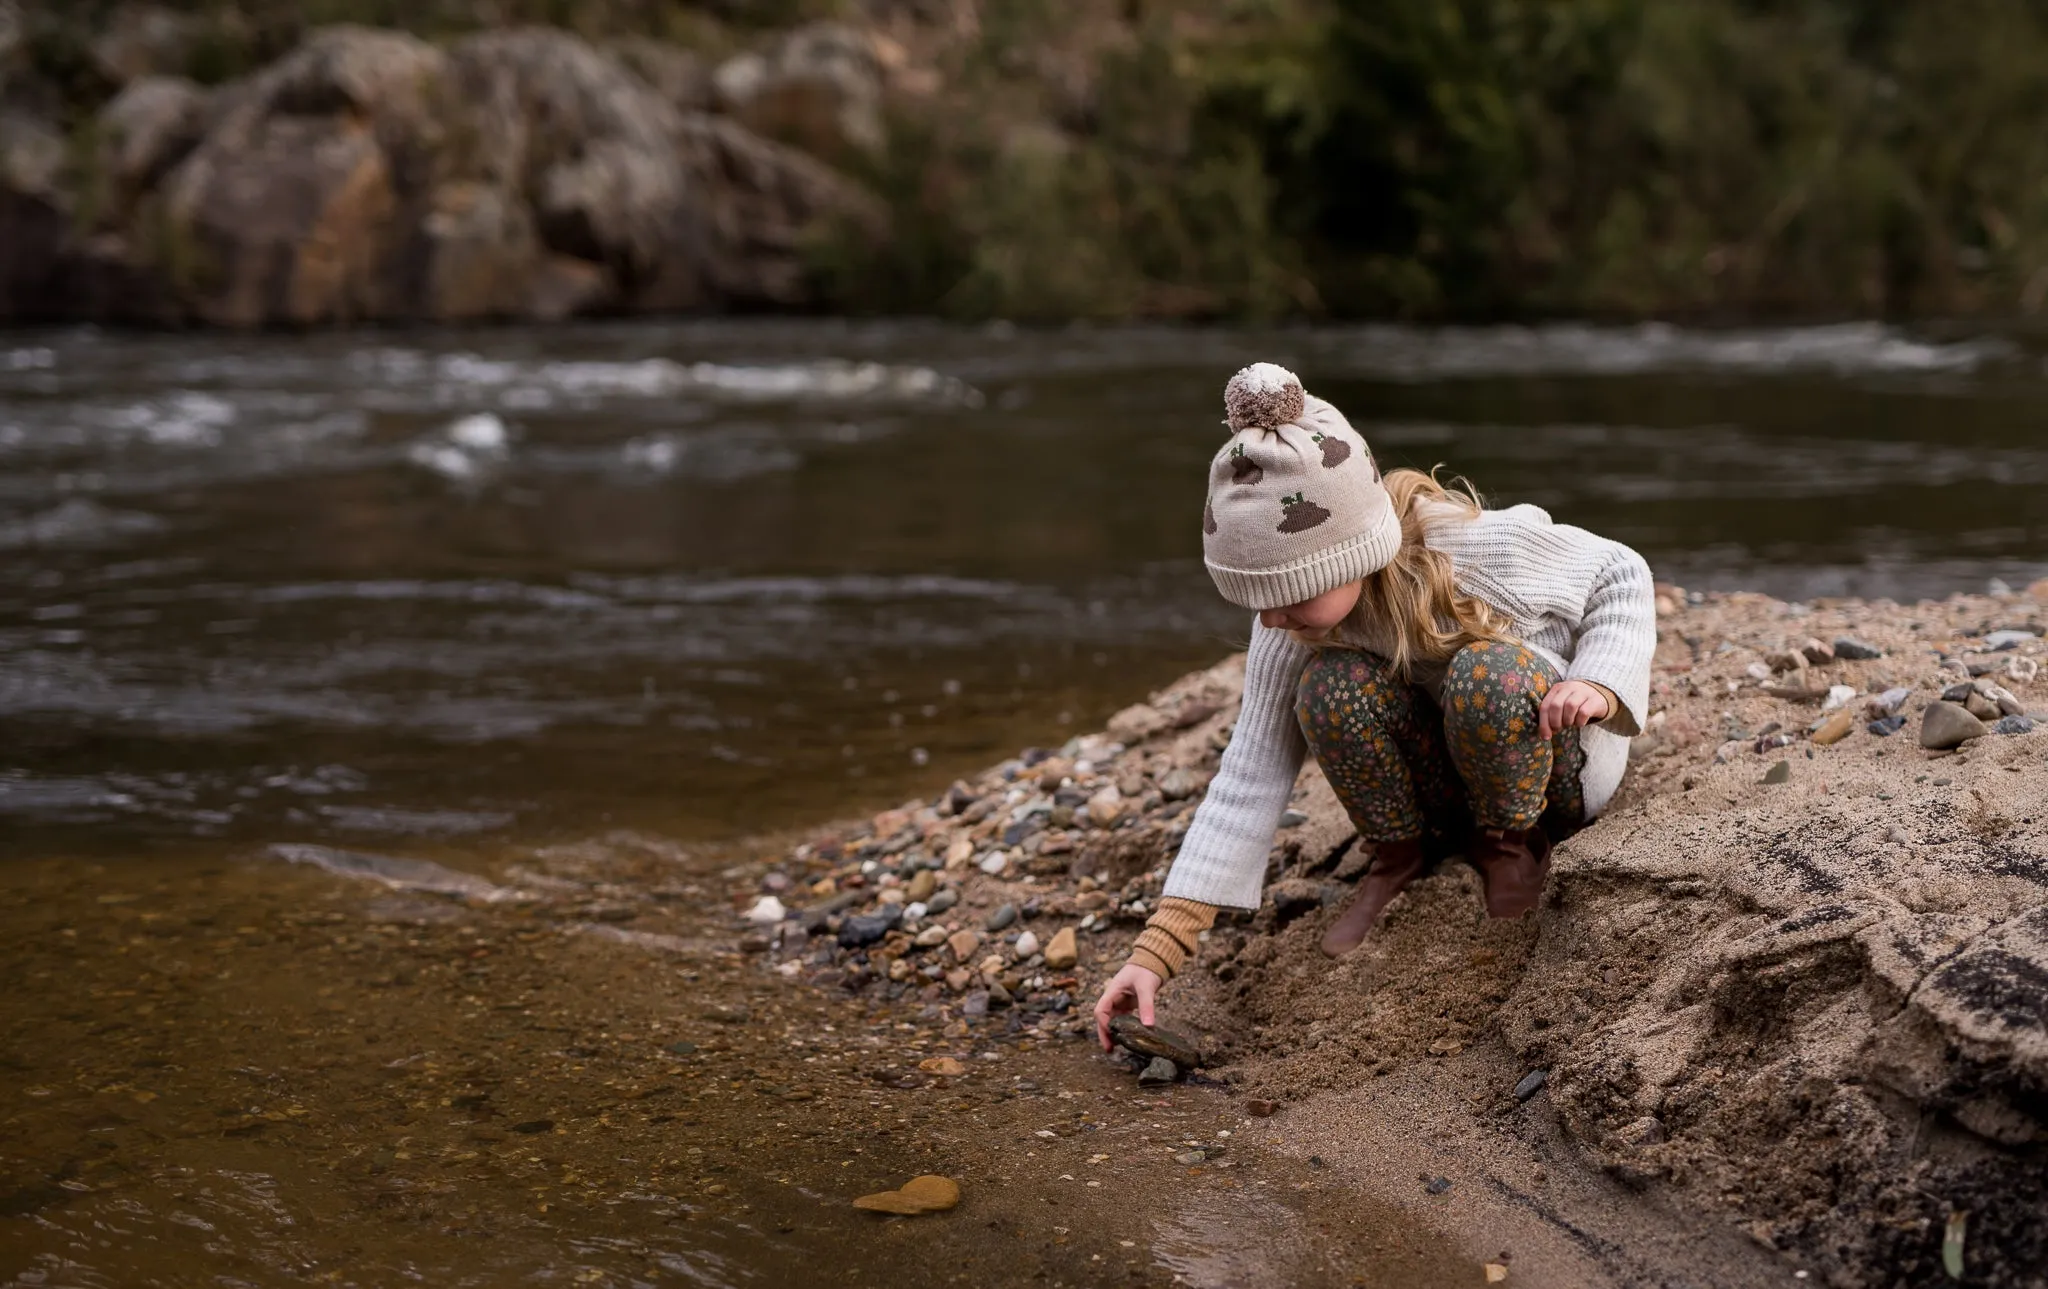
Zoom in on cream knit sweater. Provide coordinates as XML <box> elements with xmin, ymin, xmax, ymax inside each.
<box><xmin>1160</xmin><ymin>501</ymin><xmax>1658</xmax><ymax>911</ymax></box>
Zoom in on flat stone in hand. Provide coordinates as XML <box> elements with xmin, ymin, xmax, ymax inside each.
<box><xmin>1110</xmin><ymin>1013</ymin><xmax>1204</xmax><ymax>1068</ymax></box>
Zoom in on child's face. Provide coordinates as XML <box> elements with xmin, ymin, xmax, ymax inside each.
<box><xmin>1258</xmin><ymin>580</ymin><xmax>1362</xmax><ymax>632</ymax></box>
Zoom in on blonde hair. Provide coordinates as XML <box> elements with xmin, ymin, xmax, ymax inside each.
<box><xmin>1308</xmin><ymin>467</ymin><xmax>1507</xmax><ymax>676</ymax></box>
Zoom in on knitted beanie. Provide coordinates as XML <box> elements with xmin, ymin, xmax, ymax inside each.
<box><xmin>1200</xmin><ymin>363</ymin><xmax>1401</xmax><ymax>610</ymax></box>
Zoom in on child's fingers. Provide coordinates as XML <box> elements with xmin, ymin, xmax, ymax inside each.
<box><xmin>1138</xmin><ymin>982</ymin><xmax>1158</xmax><ymax>1028</ymax></box>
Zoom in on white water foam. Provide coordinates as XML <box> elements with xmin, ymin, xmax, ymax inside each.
<box><xmin>360</xmin><ymin>352</ymin><xmax>984</xmax><ymax>408</ymax></box>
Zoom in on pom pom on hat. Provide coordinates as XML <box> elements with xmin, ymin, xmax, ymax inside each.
<box><xmin>1224</xmin><ymin>362</ymin><xmax>1305</xmax><ymax>433</ymax></box>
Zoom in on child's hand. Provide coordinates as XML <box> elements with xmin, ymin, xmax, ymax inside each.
<box><xmin>1539</xmin><ymin>679</ymin><xmax>1611</xmax><ymax>739</ymax></box>
<box><xmin>1093</xmin><ymin>963</ymin><xmax>1163</xmax><ymax>1052</ymax></box>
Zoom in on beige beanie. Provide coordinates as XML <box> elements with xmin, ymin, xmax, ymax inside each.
<box><xmin>1200</xmin><ymin>363</ymin><xmax>1401</xmax><ymax>610</ymax></box>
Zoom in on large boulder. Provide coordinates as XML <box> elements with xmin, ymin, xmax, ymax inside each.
<box><xmin>0</xmin><ymin>110</ymin><xmax>71</xmax><ymax>323</ymax></box>
<box><xmin>713</xmin><ymin>22</ymin><xmax>885</xmax><ymax>159</ymax></box>
<box><xmin>95</xmin><ymin>76</ymin><xmax>208</xmax><ymax>209</ymax></box>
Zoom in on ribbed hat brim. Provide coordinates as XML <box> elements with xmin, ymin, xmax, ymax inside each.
<box><xmin>1205</xmin><ymin>504</ymin><xmax>1403</xmax><ymax>610</ymax></box>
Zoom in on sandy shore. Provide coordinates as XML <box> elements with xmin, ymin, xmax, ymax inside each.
<box><xmin>748</xmin><ymin>582</ymin><xmax>2048</xmax><ymax>1287</ymax></box>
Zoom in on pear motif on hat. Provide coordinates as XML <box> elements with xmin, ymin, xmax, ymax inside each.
<box><xmin>1228</xmin><ymin>443</ymin><xmax>1263</xmax><ymax>485</ymax></box>
<box><xmin>1276</xmin><ymin>492</ymin><xmax>1330</xmax><ymax>533</ymax></box>
<box><xmin>1311</xmin><ymin>431</ymin><xmax>1350</xmax><ymax>468</ymax></box>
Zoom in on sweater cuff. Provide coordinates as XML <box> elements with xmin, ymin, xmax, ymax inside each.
<box><xmin>1126</xmin><ymin>898</ymin><xmax>1219</xmax><ymax>981</ymax></box>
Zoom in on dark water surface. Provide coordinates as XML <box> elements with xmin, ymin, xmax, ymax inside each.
<box><xmin>4</xmin><ymin>319</ymin><xmax>2044</xmax><ymax>857</ymax></box>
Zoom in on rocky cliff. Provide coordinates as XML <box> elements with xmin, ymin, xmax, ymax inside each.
<box><xmin>0</xmin><ymin>20</ymin><xmax>886</xmax><ymax>326</ymax></box>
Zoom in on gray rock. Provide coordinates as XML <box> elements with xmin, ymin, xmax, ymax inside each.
<box><xmin>1762</xmin><ymin>761</ymin><xmax>1791</xmax><ymax>785</ymax></box>
<box><xmin>1921</xmin><ymin>701</ymin><xmax>1989</xmax><ymax>750</ymax></box>
<box><xmin>1942</xmin><ymin>682</ymin><xmax>1975</xmax><ymax>703</ymax></box>
<box><xmin>1158</xmin><ymin>767</ymin><xmax>1210</xmax><ymax>800</ymax></box>
<box><xmin>1867</xmin><ymin>715</ymin><xmax>1907</xmax><ymax>737</ymax></box>
<box><xmin>1513</xmin><ymin>1069</ymin><xmax>1549</xmax><ymax>1101</ymax></box>
<box><xmin>1870</xmin><ymin>686</ymin><xmax>1912</xmax><ymax>716</ymax></box>
<box><xmin>984</xmin><ymin>903</ymin><xmax>1017</xmax><ymax>932</ymax></box>
<box><xmin>1110</xmin><ymin>1014</ymin><xmax>1204</xmax><ymax>1068</ymax></box>
<box><xmin>961</xmin><ymin>989</ymin><xmax>990</xmax><ymax>1018</ymax></box>
<box><xmin>1984</xmin><ymin>630</ymin><xmax>2038</xmax><ymax>651</ymax></box>
<box><xmin>924</xmin><ymin>887</ymin><xmax>958</xmax><ymax>915</ymax></box>
<box><xmin>1137</xmin><ymin>1056</ymin><xmax>1180</xmax><ymax>1086</ymax></box>
<box><xmin>1277</xmin><ymin>809</ymin><xmax>1310</xmax><ymax>828</ymax></box>
<box><xmin>1994</xmin><ymin>715</ymin><xmax>2035</xmax><ymax>736</ymax></box>
<box><xmin>836</xmin><ymin>907</ymin><xmax>900</xmax><ymax>948</ymax></box>
<box><xmin>1833</xmin><ymin>637</ymin><xmax>1884</xmax><ymax>660</ymax></box>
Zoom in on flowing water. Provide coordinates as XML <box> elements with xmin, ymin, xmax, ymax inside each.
<box><xmin>4</xmin><ymin>319</ymin><xmax>2046</xmax><ymax>1287</ymax></box>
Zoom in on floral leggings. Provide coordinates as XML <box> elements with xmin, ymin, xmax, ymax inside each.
<box><xmin>1295</xmin><ymin>641</ymin><xmax>1587</xmax><ymax>860</ymax></box>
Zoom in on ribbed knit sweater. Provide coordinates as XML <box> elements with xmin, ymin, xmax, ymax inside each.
<box><xmin>1158</xmin><ymin>501</ymin><xmax>1658</xmax><ymax>913</ymax></box>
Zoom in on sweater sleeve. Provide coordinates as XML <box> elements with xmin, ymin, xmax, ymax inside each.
<box><xmin>1558</xmin><ymin>538</ymin><xmax>1655</xmax><ymax>737</ymax></box>
<box><xmin>1158</xmin><ymin>620</ymin><xmax>1312</xmax><ymax>911</ymax></box>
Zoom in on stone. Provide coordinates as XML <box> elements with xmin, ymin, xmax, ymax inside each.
<box><xmin>977</xmin><ymin>851</ymin><xmax>1008</xmax><ymax>876</ymax></box>
<box><xmin>985</xmin><ymin>903</ymin><xmax>1017</xmax><ymax>932</ymax></box>
<box><xmin>95</xmin><ymin>76</ymin><xmax>208</xmax><ymax>203</ymax></box>
<box><xmin>1801</xmin><ymin>638</ymin><xmax>1836</xmax><ymax>665</ymax></box>
<box><xmin>905</xmin><ymin>869</ymin><xmax>937</xmax><ymax>904</ymax></box>
<box><xmin>1811</xmin><ymin>707</ymin><xmax>1855</xmax><ymax>746</ymax></box>
<box><xmin>1087</xmin><ymin>787</ymin><xmax>1126</xmax><ymax>828</ymax></box>
<box><xmin>925</xmin><ymin>887</ymin><xmax>958</xmax><ymax>915</ymax></box>
<box><xmin>1137</xmin><ymin>1056</ymin><xmax>1180</xmax><ymax>1086</ymax></box>
<box><xmin>1867</xmin><ymin>715</ymin><xmax>1907</xmax><ymax>737</ymax></box>
<box><xmin>1107</xmin><ymin>702</ymin><xmax>1172</xmax><ymax>743</ymax></box>
<box><xmin>1766</xmin><ymin>650</ymin><xmax>1808</xmax><ymax>673</ymax></box>
<box><xmin>945</xmin><ymin>929</ymin><xmax>982</xmax><ymax>962</ymax></box>
<box><xmin>1966</xmin><ymin>691</ymin><xmax>2005</xmax><ymax>722</ymax></box>
<box><xmin>1833</xmin><ymin>637</ymin><xmax>1884</xmax><ymax>660</ymax></box>
<box><xmin>713</xmin><ymin>22</ymin><xmax>884</xmax><ymax>159</ymax></box>
<box><xmin>1013</xmin><ymin>930</ymin><xmax>1040</xmax><ymax>959</ymax></box>
<box><xmin>918</xmin><ymin>1056</ymin><xmax>966</xmax><ymax>1077</ymax></box>
<box><xmin>1984</xmin><ymin>630</ymin><xmax>2038</xmax><ymax>651</ymax></box>
<box><xmin>1043</xmin><ymin>926</ymin><xmax>1079</xmax><ymax>971</ymax></box>
<box><xmin>1109</xmin><ymin>1014</ymin><xmax>1204</xmax><ymax>1068</ymax></box>
<box><xmin>1513</xmin><ymin>1069</ymin><xmax>1549</xmax><ymax>1102</ymax></box>
<box><xmin>1920</xmin><ymin>702</ymin><xmax>1987</xmax><ymax>750</ymax></box>
<box><xmin>1869</xmin><ymin>687</ymin><xmax>1912</xmax><ymax>716</ymax></box>
<box><xmin>1994</xmin><ymin>715</ymin><xmax>2035</xmax><ymax>735</ymax></box>
<box><xmin>1269</xmin><ymin>879</ymin><xmax>1323</xmax><ymax>923</ymax></box>
<box><xmin>1822</xmin><ymin>684</ymin><xmax>1858</xmax><ymax>712</ymax></box>
<box><xmin>960</xmin><ymin>990</ymin><xmax>989</xmax><ymax>1017</ymax></box>
<box><xmin>1158</xmin><ymin>768</ymin><xmax>1210</xmax><ymax>800</ymax></box>
<box><xmin>945</xmin><ymin>836</ymin><xmax>975</xmax><ymax>869</ymax></box>
<box><xmin>1983</xmin><ymin>682</ymin><xmax>2026</xmax><ymax>716</ymax></box>
<box><xmin>837</xmin><ymin>908</ymin><xmax>900</xmax><ymax>948</ymax></box>
<box><xmin>744</xmin><ymin>895</ymin><xmax>786</xmax><ymax>925</ymax></box>
<box><xmin>913</xmin><ymin>925</ymin><xmax>948</xmax><ymax>948</ymax></box>
<box><xmin>1278</xmin><ymin>809</ymin><xmax>1310</xmax><ymax>828</ymax></box>
<box><xmin>1762</xmin><ymin>761</ymin><xmax>1791</xmax><ymax>784</ymax></box>
<box><xmin>1245</xmin><ymin>1098</ymin><xmax>1278</xmax><ymax>1117</ymax></box>
<box><xmin>853</xmin><ymin>1174</ymin><xmax>960</xmax><ymax>1215</ymax></box>
<box><xmin>2009</xmin><ymin>656</ymin><xmax>2042</xmax><ymax>684</ymax></box>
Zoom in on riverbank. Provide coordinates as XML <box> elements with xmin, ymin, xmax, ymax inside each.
<box><xmin>13</xmin><ymin>3</ymin><xmax>2048</xmax><ymax>323</ymax></box>
<box><xmin>739</xmin><ymin>582</ymin><xmax>2048</xmax><ymax>1287</ymax></box>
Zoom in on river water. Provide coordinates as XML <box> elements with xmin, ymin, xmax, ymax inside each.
<box><xmin>3</xmin><ymin>319</ymin><xmax>2046</xmax><ymax>1288</ymax></box>
<box><xmin>4</xmin><ymin>319</ymin><xmax>2044</xmax><ymax>859</ymax></box>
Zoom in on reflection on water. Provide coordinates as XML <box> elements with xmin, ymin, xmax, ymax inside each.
<box><xmin>3</xmin><ymin>320</ymin><xmax>2045</xmax><ymax>859</ymax></box>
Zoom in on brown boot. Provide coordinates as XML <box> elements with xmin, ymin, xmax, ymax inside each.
<box><xmin>1320</xmin><ymin>838</ymin><xmax>1427</xmax><ymax>957</ymax></box>
<box><xmin>1468</xmin><ymin>826</ymin><xmax>1553</xmax><ymax>919</ymax></box>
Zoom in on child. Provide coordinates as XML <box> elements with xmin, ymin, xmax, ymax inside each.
<box><xmin>1095</xmin><ymin>364</ymin><xmax>1656</xmax><ymax>1049</ymax></box>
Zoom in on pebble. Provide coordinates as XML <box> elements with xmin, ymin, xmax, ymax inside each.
<box><xmin>1245</xmin><ymin>1098</ymin><xmax>1278</xmax><ymax>1117</ymax></box>
<box><xmin>1043</xmin><ymin>927</ymin><xmax>1080</xmax><ymax>970</ymax></box>
<box><xmin>1921</xmin><ymin>701</ymin><xmax>1989</xmax><ymax>750</ymax></box>
<box><xmin>1513</xmin><ymin>1069</ymin><xmax>1549</xmax><ymax>1101</ymax></box>
<box><xmin>985</xmin><ymin>903</ymin><xmax>1017</xmax><ymax>932</ymax></box>
<box><xmin>905</xmin><ymin>870</ymin><xmax>937</xmax><ymax>904</ymax></box>
<box><xmin>1109</xmin><ymin>1014</ymin><xmax>1204</xmax><ymax>1067</ymax></box>
<box><xmin>1087</xmin><ymin>787</ymin><xmax>1126</xmax><ymax>828</ymax></box>
<box><xmin>1994</xmin><ymin>714</ymin><xmax>2035</xmax><ymax>735</ymax></box>
<box><xmin>2009</xmin><ymin>656</ymin><xmax>2041</xmax><ymax>684</ymax></box>
<box><xmin>1800</xmin><ymin>638</ymin><xmax>1835</xmax><ymax>665</ymax></box>
<box><xmin>1277</xmin><ymin>810</ymin><xmax>1310</xmax><ymax>828</ymax></box>
<box><xmin>1867</xmin><ymin>715</ymin><xmax>1907</xmax><ymax>737</ymax></box>
<box><xmin>1821</xmin><ymin>684</ymin><xmax>1857</xmax><ymax>712</ymax></box>
<box><xmin>945</xmin><ymin>836</ymin><xmax>974</xmax><ymax>869</ymax></box>
<box><xmin>1984</xmin><ymin>629</ymin><xmax>2038</xmax><ymax>651</ymax></box>
<box><xmin>1138</xmin><ymin>1057</ymin><xmax>1180</xmax><ymax>1086</ymax></box>
<box><xmin>744</xmin><ymin>895</ymin><xmax>787</xmax><ymax>925</ymax></box>
<box><xmin>914</xmin><ymin>925</ymin><xmax>949</xmax><ymax>948</ymax></box>
<box><xmin>1762</xmin><ymin>761</ymin><xmax>1791</xmax><ymax>785</ymax></box>
<box><xmin>1833</xmin><ymin>637</ymin><xmax>1884</xmax><ymax>660</ymax></box>
<box><xmin>925</xmin><ymin>888</ymin><xmax>959</xmax><ymax>915</ymax></box>
<box><xmin>961</xmin><ymin>990</ymin><xmax>990</xmax><ymax>1017</ymax></box>
<box><xmin>946</xmin><ymin>929</ymin><xmax>983</xmax><ymax>961</ymax></box>
<box><xmin>1013</xmin><ymin>930</ymin><xmax>1040</xmax><ymax>958</ymax></box>
<box><xmin>1811</xmin><ymin>707</ymin><xmax>1855</xmax><ymax>746</ymax></box>
<box><xmin>1869</xmin><ymin>687</ymin><xmax>1911</xmax><ymax>716</ymax></box>
<box><xmin>977</xmin><ymin>852</ymin><xmax>1008</xmax><ymax>876</ymax></box>
<box><xmin>837</xmin><ymin>908</ymin><xmax>901</xmax><ymax>948</ymax></box>
<box><xmin>1423</xmin><ymin>1176</ymin><xmax>1454</xmax><ymax>1196</ymax></box>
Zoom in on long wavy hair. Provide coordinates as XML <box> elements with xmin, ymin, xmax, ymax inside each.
<box><xmin>1310</xmin><ymin>467</ymin><xmax>1508</xmax><ymax>676</ymax></box>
